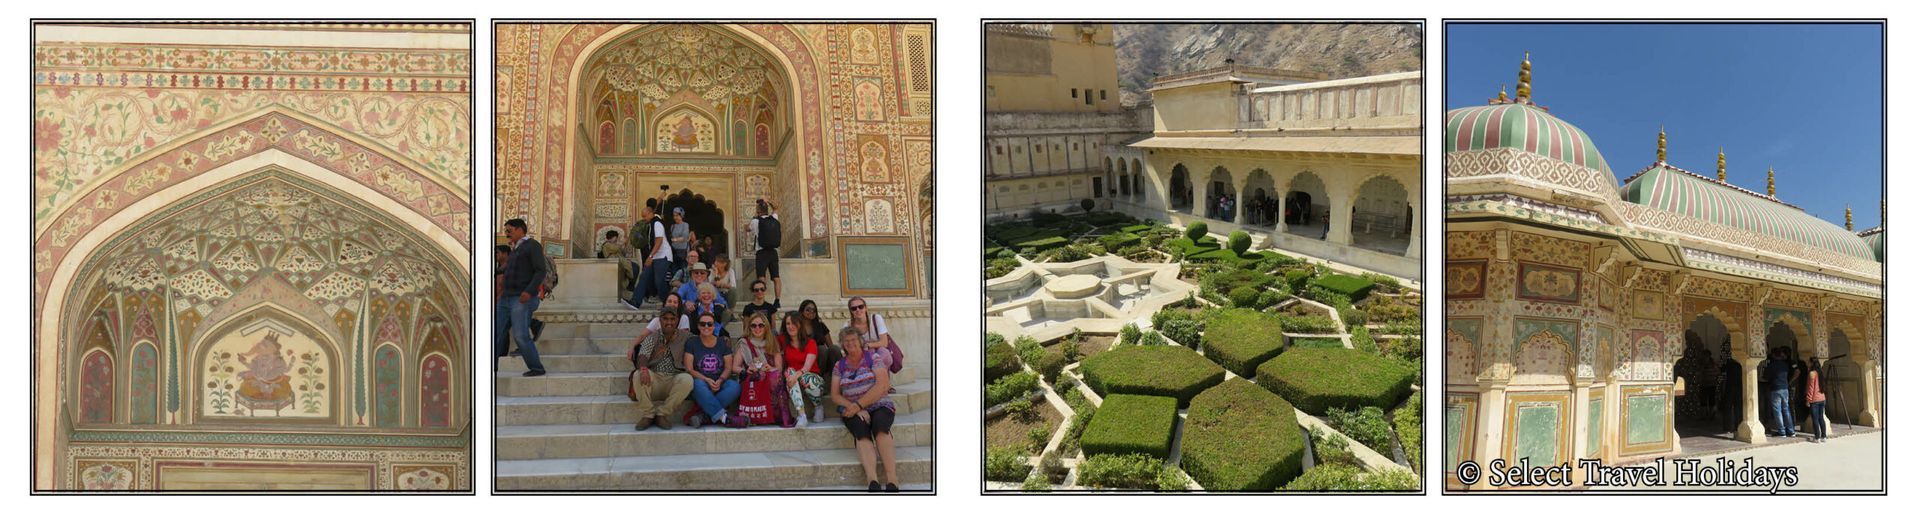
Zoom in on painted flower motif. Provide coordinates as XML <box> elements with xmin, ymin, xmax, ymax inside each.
<box><xmin>34</xmin><ymin>118</ymin><xmax>63</xmax><ymax>151</ymax></box>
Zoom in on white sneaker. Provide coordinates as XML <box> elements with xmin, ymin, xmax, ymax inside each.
<box><xmin>812</xmin><ymin>405</ymin><xmax>825</xmax><ymax>422</ymax></box>
<box><xmin>795</xmin><ymin>413</ymin><xmax>809</xmax><ymax>428</ymax></box>
<box><xmin>714</xmin><ymin>412</ymin><xmax>729</xmax><ymax>426</ymax></box>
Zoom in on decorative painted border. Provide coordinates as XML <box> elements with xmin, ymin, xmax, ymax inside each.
<box><xmin>1515</xmin><ymin>261</ymin><xmax>1581</xmax><ymax>304</ymax></box>
<box><xmin>69</xmin><ymin>429</ymin><xmax>467</xmax><ymax>448</ymax></box>
<box><xmin>1502</xmin><ymin>392</ymin><xmax>1572</xmax><ymax>473</ymax></box>
<box><xmin>1445</xmin><ymin>260</ymin><xmax>1487</xmax><ymax>299</ymax></box>
<box><xmin>34</xmin><ymin>111</ymin><xmax>473</xmax><ymax>310</ymax></box>
<box><xmin>1616</xmin><ymin>385</ymin><xmax>1673</xmax><ymax>456</ymax></box>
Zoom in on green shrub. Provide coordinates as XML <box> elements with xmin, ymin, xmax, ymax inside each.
<box><xmin>1227</xmin><ymin>230</ymin><xmax>1252</xmax><ymax>255</ymax></box>
<box><xmin>1097</xmin><ymin>232</ymin><xmax>1143</xmax><ymax>253</ymax></box>
<box><xmin>1277</xmin><ymin>313</ymin><xmax>1339</xmax><ymax>334</ymax></box>
<box><xmin>1080</xmin><ymin>394</ymin><xmax>1179</xmax><ymax>458</ymax></box>
<box><xmin>1289</xmin><ymin>337</ymin><xmax>1346</xmax><ymax>349</ymax></box>
<box><xmin>1022</xmin><ymin>473</ymin><xmax>1051</xmax><ymax>491</ymax></box>
<box><xmin>1029</xmin><ymin>345</ymin><xmax>1069</xmax><ymax>381</ymax></box>
<box><xmin>985</xmin><ymin>445</ymin><xmax>1032</xmax><ymax>482</ymax></box>
<box><xmin>1013</xmin><ymin>336</ymin><xmax>1044</xmax><ymax>364</ymax></box>
<box><xmin>1201</xmin><ymin>268</ymin><xmax>1276</xmax><ymax>296</ymax></box>
<box><xmin>1059</xmin><ymin>393</ymin><xmax>1096</xmax><ymax>455</ymax></box>
<box><xmin>1079</xmin><ymin>345</ymin><xmax>1225</xmax><ymax>406</ymax></box>
<box><xmin>1119</xmin><ymin>323</ymin><xmax>1143</xmax><ymax>345</ymax></box>
<box><xmin>1310</xmin><ymin>274</ymin><xmax>1375</xmax><ymax>303</ymax></box>
<box><xmin>985</xmin><ymin>257</ymin><xmax>1020</xmax><ymax>279</ymax></box>
<box><xmin>1338</xmin><ymin>306</ymin><xmax>1367</xmax><ymax>326</ymax></box>
<box><xmin>1185</xmin><ymin>221</ymin><xmax>1209</xmax><ymax>242</ymax></box>
<box><xmin>1228</xmin><ymin>285</ymin><xmax>1262</xmax><ymax>309</ymax></box>
<box><xmin>1077</xmin><ymin>453</ymin><xmax>1187</xmax><ymax>491</ymax></box>
<box><xmin>1325</xmin><ymin>406</ymin><xmax>1395</xmax><ymax>456</ymax></box>
<box><xmin>1379</xmin><ymin>335</ymin><xmax>1422</xmax><ymax>363</ymax></box>
<box><xmin>1256</xmin><ymin>290</ymin><xmax>1289</xmax><ymax>310</ymax></box>
<box><xmin>1151</xmin><ymin>308</ymin><xmax>1200</xmax><ymax>331</ymax></box>
<box><xmin>1349</xmin><ymin>325</ymin><xmax>1377</xmax><ymax>354</ymax></box>
<box><xmin>1284</xmin><ymin>269</ymin><xmax>1313</xmax><ymax>292</ymax></box>
<box><xmin>1120</xmin><ymin>224</ymin><xmax>1153</xmax><ymax>234</ymax></box>
<box><xmin>1180</xmin><ymin>380</ymin><xmax>1305</xmax><ymax>491</ymax></box>
<box><xmin>1280</xmin><ymin>463</ymin><xmax>1416</xmax><ymax>491</ymax></box>
<box><xmin>1018</xmin><ymin>236</ymin><xmax>1070</xmax><ymax>252</ymax></box>
<box><xmin>1138</xmin><ymin>330</ymin><xmax>1168</xmax><ymax>346</ymax></box>
<box><xmin>1362</xmin><ymin>272</ymin><xmax>1403</xmax><ymax>293</ymax></box>
<box><xmin>1395</xmin><ymin>394</ymin><xmax>1422</xmax><ymax>472</ymax></box>
<box><xmin>1043</xmin><ymin>243</ymin><xmax>1094</xmax><ymax>262</ymax></box>
<box><xmin>1159</xmin><ymin>318</ymin><xmax>1203</xmax><ymax>348</ymax></box>
<box><xmin>1200</xmin><ymin>309</ymin><xmax>1287</xmax><ymax>377</ymax></box>
<box><xmin>986</xmin><ymin>332</ymin><xmax>1006</xmax><ymax>346</ymax></box>
<box><xmin>1308</xmin><ymin>426</ymin><xmax>1361</xmax><ymax>468</ymax></box>
<box><xmin>1255</xmin><ymin>348</ymin><xmax>1415</xmax><ymax>415</ymax></box>
<box><xmin>986</xmin><ymin>371</ymin><xmax>1040</xmax><ymax>407</ymax></box>
<box><xmin>985</xmin><ymin>341</ymin><xmax>1021</xmax><ymax>383</ymax></box>
<box><xmin>1028</xmin><ymin>427</ymin><xmax>1053</xmax><ymax>452</ymax></box>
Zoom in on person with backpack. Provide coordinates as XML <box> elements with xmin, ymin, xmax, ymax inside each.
<box><xmin>744</xmin><ymin>199</ymin><xmax>783</xmax><ymax>299</ymax></box>
<box><xmin>624</xmin><ymin>200</ymin><xmax>673</xmax><ymax>309</ymax></box>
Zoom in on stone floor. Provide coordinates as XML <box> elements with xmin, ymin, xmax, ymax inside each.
<box><xmin>1594</xmin><ymin>429</ymin><xmax>1883</xmax><ymax>492</ymax></box>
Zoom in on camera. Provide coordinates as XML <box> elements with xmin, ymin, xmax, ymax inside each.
<box><xmin>659</xmin><ymin>184</ymin><xmax>670</xmax><ymax>191</ymax></box>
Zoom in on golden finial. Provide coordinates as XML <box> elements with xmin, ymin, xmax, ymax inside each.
<box><xmin>1516</xmin><ymin>52</ymin><xmax>1532</xmax><ymax>101</ymax></box>
<box><xmin>1656</xmin><ymin>126</ymin><xmax>1667</xmax><ymax>163</ymax></box>
<box><xmin>1716</xmin><ymin>147</ymin><xmax>1726</xmax><ymax>182</ymax></box>
<box><xmin>1767</xmin><ymin>166</ymin><xmax>1776</xmax><ymax>197</ymax></box>
<box><xmin>1846</xmin><ymin>205</ymin><xmax>1854</xmax><ymax>231</ymax></box>
<box><xmin>1497</xmin><ymin>84</ymin><xmax>1508</xmax><ymax>102</ymax></box>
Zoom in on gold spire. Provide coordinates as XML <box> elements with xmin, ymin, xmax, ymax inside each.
<box><xmin>1497</xmin><ymin>84</ymin><xmax>1508</xmax><ymax>102</ymax></box>
<box><xmin>1767</xmin><ymin>166</ymin><xmax>1776</xmax><ymax>197</ymax></box>
<box><xmin>1516</xmin><ymin>52</ymin><xmax>1532</xmax><ymax>101</ymax></box>
<box><xmin>1846</xmin><ymin>205</ymin><xmax>1854</xmax><ymax>231</ymax></box>
<box><xmin>1656</xmin><ymin>126</ymin><xmax>1667</xmax><ymax>163</ymax></box>
<box><xmin>1716</xmin><ymin>147</ymin><xmax>1726</xmax><ymax>182</ymax></box>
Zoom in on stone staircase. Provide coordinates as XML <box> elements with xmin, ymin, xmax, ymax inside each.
<box><xmin>495</xmin><ymin>318</ymin><xmax>933</xmax><ymax>491</ymax></box>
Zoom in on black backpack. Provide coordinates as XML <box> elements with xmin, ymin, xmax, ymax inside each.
<box><xmin>756</xmin><ymin>215</ymin><xmax>781</xmax><ymax>249</ymax></box>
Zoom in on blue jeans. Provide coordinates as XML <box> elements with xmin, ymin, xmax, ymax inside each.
<box><xmin>510</xmin><ymin>296</ymin><xmax>545</xmax><ymax>373</ymax></box>
<box><xmin>1808</xmin><ymin>401</ymin><xmax>1828</xmax><ymax>439</ymax></box>
<box><xmin>690</xmin><ymin>378</ymin><xmax>741</xmax><ymax>419</ymax></box>
<box><xmin>1770</xmin><ymin>388</ymin><xmax>1794</xmax><ymax>435</ymax></box>
<box><xmin>633</xmin><ymin>257</ymin><xmax>671</xmax><ymax>303</ymax></box>
<box><xmin>492</xmin><ymin>299</ymin><xmax>512</xmax><ymax>360</ymax></box>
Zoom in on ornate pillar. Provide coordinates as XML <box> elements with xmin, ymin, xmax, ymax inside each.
<box><xmin>1571</xmin><ymin>377</ymin><xmax>1593</xmax><ymax>480</ymax></box>
<box><xmin>1327</xmin><ymin>189</ymin><xmax>1354</xmax><ymax>245</ymax></box>
<box><xmin>1471</xmin><ymin>380</ymin><xmax>1508</xmax><ymax>490</ymax></box>
<box><xmin>1735</xmin><ymin>357</ymin><xmax>1768</xmax><ymax>443</ymax></box>
<box><xmin>1231</xmin><ymin>169</ymin><xmax>1249</xmax><ymax>225</ymax></box>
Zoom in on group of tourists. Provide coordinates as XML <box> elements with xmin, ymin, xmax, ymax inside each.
<box><xmin>1761</xmin><ymin>347</ymin><xmax>1832</xmax><ymax>443</ymax></box>
<box><xmin>493</xmin><ymin>201</ymin><xmax>911</xmax><ymax>491</ymax></box>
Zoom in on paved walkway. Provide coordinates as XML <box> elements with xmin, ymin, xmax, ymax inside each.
<box><xmin>1590</xmin><ymin>431</ymin><xmax>1883</xmax><ymax>492</ymax></box>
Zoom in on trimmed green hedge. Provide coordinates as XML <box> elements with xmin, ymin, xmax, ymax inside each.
<box><xmin>1018</xmin><ymin>236</ymin><xmax>1070</xmax><ymax>252</ymax></box>
<box><xmin>1185</xmin><ymin>221</ymin><xmax>1209</xmax><ymax>241</ymax></box>
<box><xmin>1310</xmin><ymin>273</ymin><xmax>1375</xmax><ymax>303</ymax></box>
<box><xmin>1080</xmin><ymin>345</ymin><xmax>1225</xmax><ymax>407</ymax></box>
<box><xmin>1395</xmin><ymin>394</ymin><xmax>1423</xmax><ymax>473</ymax></box>
<box><xmin>985</xmin><ymin>340</ymin><xmax>1021</xmax><ymax>382</ymax></box>
<box><xmin>1281</xmin><ymin>463</ymin><xmax>1419</xmax><ymax>491</ymax></box>
<box><xmin>1289</xmin><ymin>336</ymin><xmax>1347</xmax><ymax>349</ymax></box>
<box><xmin>1097</xmin><ymin>232</ymin><xmax>1143</xmax><ymax>253</ymax></box>
<box><xmin>1120</xmin><ymin>224</ymin><xmax>1154</xmax><ymax>234</ymax></box>
<box><xmin>986</xmin><ymin>371</ymin><xmax>1040</xmax><ymax>407</ymax></box>
<box><xmin>1076</xmin><ymin>453</ymin><xmax>1188</xmax><ymax>491</ymax></box>
<box><xmin>1179</xmin><ymin>380</ymin><xmax>1306</xmax><ymax>491</ymax></box>
<box><xmin>1080</xmin><ymin>394</ymin><xmax>1179</xmax><ymax>458</ymax></box>
<box><xmin>1200</xmin><ymin>309</ymin><xmax>1287</xmax><ymax>377</ymax></box>
<box><xmin>1227</xmin><ymin>230</ymin><xmax>1252</xmax><ymax>255</ymax></box>
<box><xmin>1255</xmin><ymin>347</ymin><xmax>1415</xmax><ymax>415</ymax></box>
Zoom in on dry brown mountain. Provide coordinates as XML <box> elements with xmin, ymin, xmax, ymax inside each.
<box><xmin>1114</xmin><ymin>23</ymin><xmax>1422</xmax><ymax>106</ymax></box>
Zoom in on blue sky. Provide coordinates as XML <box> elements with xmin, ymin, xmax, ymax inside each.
<box><xmin>1446</xmin><ymin>23</ymin><xmax>1885</xmax><ymax>230</ymax></box>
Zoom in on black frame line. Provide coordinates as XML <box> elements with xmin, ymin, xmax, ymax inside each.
<box><xmin>486</xmin><ymin>17</ymin><xmax>938</xmax><ymax>496</ymax></box>
<box><xmin>1438</xmin><ymin>17</ymin><xmax>1888</xmax><ymax>496</ymax></box>
<box><xmin>978</xmin><ymin>17</ymin><xmax>1427</xmax><ymax>495</ymax></box>
<box><xmin>27</xmin><ymin>17</ymin><xmax>480</xmax><ymax>496</ymax></box>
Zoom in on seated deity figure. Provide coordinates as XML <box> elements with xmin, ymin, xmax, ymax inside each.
<box><xmin>235</xmin><ymin>332</ymin><xmax>295</xmax><ymax>414</ymax></box>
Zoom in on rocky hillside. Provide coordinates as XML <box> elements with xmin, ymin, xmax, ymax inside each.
<box><xmin>1114</xmin><ymin>23</ymin><xmax>1423</xmax><ymax>105</ymax></box>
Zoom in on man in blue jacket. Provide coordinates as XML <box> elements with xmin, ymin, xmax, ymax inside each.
<box><xmin>501</xmin><ymin>218</ymin><xmax>549</xmax><ymax>377</ymax></box>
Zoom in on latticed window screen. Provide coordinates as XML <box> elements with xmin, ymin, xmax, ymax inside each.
<box><xmin>906</xmin><ymin>34</ymin><xmax>930</xmax><ymax>93</ymax></box>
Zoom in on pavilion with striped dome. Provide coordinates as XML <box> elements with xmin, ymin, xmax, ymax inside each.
<box><xmin>1442</xmin><ymin>54</ymin><xmax>1884</xmax><ymax>490</ymax></box>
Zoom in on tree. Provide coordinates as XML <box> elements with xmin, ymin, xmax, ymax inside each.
<box><xmin>1080</xmin><ymin>198</ymin><xmax>1096</xmax><ymax>214</ymax></box>
<box><xmin>1186</xmin><ymin>221</ymin><xmax>1209</xmax><ymax>242</ymax></box>
<box><xmin>1228</xmin><ymin>230</ymin><xmax>1252</xmax><ymax>255</ymax></box>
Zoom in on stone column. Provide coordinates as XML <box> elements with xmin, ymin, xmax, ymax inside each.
<box><xmin>1735</xmin><ymin>357</ymin><xmax>1767</xmax><ymax>444</ymax></box>
<box><xmin>1571</xmin><ymin>379</ymin><xmax>1593</xmax><ymax>481</ymax></box>
<box><xmin>1471</xmin><ymin>381</ymin><xmax>1507</xmax><ymax>490</ymax></box>
<box><xmin>1856</xmin><ymin>357</ymin><xmax>1881</xmax><ymax>427</ymax></box>
<box><xmin>1327</xmin><ymin>192</ymin><xmax>1354</xmax><ymax>245</ymax></box>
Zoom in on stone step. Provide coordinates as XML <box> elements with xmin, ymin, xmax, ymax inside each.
<box><xmin>496</xmin><ymin>446</ymin><xmax>933</xmax><ymax>491</ymax></box>
<box><xmin>495</xmin><ymin>381</ymin><xmax>932</xmax><ymax>424</ymax></box>
<box><xmin>499</xmin><ymin>354</ymin><xmax>634</xmax><ymax>373</ymax></box>
<box><xmin>495</xmin><ymin>409</ymin><xmax>933</xmax><ymax>460</ymax></box>
<box><xmin>495</xmin><ymin>364</ymin><xmax>919</xmax><ymax>394</ymax></box>
<box><xmin>527</xmin><ymin>320</ymin><xmax>648</xmax><ymax>339</ymax></box>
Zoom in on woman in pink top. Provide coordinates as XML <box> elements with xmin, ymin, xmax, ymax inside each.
<box><xmin>1805</xmin><ymin>358</ymin><xmax>1829</xmax><ymax>443</ymax></box>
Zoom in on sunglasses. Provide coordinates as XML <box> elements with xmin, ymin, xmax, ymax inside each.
<box><xmin>850</xmin><ymin>304</ymin><xmax>867</xmax><ymax>310</ymax></box>
<box><xmin>698</xmin><ymin>321</ymin><xmax>715</xmax><ymax>327</ymax></box>
<box><xmin>750</xmin><ymin>322</ymin><xmax>766</xmax><ymax>328</ymax></box>
<box><xmin>752</xmin><ymin>288</ymin><xmax>766</xmax><ymax>292</ymax></box>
